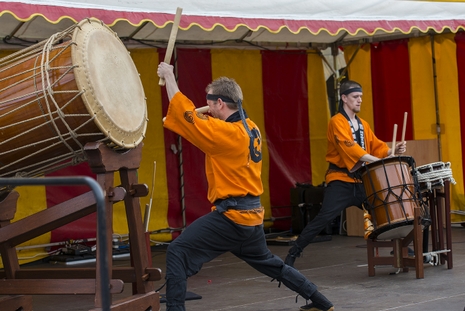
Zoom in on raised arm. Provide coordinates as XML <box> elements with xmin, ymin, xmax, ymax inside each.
<box><xmin>157</xmin><ymin>62</ymin><xmax>180</xmax><ymax>100</ymax></box>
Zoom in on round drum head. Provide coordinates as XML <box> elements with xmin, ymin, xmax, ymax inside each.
<box><xmin>372</xmin><ymin>224</ymin><xmax>414</xmax><ymax>240</ymax></box>
<box><xmin>72</xmin><ymin>19</ymin><xmax>147</xmax><ymax>148</ymax></box>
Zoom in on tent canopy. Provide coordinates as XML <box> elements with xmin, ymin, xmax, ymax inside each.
<box><xmin>1</xmin><ymin>0</ymin><xmax>465</xmax><ymax>49</ymax></box>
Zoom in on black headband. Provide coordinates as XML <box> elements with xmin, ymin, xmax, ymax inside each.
<box><xmin>206</xmin><ymin>94</ymin><xmax>236</xmax><ymax>103</ymax></box>
<box><xmin>341</xmin><ymin>87</ymin><xmax>362</xmax><ymax>96</ymax></box>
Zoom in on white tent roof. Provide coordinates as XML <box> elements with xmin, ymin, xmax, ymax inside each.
<box><xmin>0</xmin><ymin>0</ymin><xmax>465</xmax><ymax>48</ymax></box>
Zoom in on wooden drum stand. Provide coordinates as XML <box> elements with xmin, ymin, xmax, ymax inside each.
<box><xmin>425</xmin><ymin>180</ymin><xmax>453</xmax><ymax>268</ymax></box>
<box><xmin>366</xmin><ymin>181</ymin><xmax>453</xmax><ymax>279</ymax></box>
<box><xmin>0</xmin><ymin>142</ymin><xmax>161</xmax><ymax>311</ymax></box>
<box><xmin>367</xmin><ymin>207</ymin><xmax>424</xmax><ymax>278</ymax></box>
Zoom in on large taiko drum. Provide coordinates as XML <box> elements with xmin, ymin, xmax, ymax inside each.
<box><xmin>0</xmin><ymin>18</ymin><xmax>147</xmax><ymax>179</ymax></box>
<box><xmin>361</xmin><ymin>156</ymin><xmax>421</xmax><ymax>240</ymax></box>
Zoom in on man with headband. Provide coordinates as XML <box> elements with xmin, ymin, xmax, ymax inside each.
<box><xmin>284</xmin><ymin>80</ymin><xmax>407</xmax><ymax>271</ymax></box>
<box><xmin>158</xmin><ymin>62</ymin><xmax>334</xmax><ymax>311</ymax></box>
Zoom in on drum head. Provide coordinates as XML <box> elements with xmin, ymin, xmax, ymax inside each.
<box><xmin>364</xmin><ymin>155</ymin><xmax>414</xmax><ymax>171</ymax></box>
<box><xmin>371</xmin><ymin>223</ymin><xmax>414</xmax><ymax>240</ymax></box>
<box><xmin>72</xmin><ymin>19</ymin><xmax>147</xmax><ymax>149</ymax></box>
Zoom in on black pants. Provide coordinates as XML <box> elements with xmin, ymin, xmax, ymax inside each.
<box><xmin>165</xmin><ymin>210</ymin><xmax>320</xmax><ymax>310</ymax></box>
<box><xmin>294</xmin><ymin>180</ymin><xmax>366</xmax><ymax>251</ymax></box>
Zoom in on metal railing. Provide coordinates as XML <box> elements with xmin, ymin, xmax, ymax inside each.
<box><xmin>0</xmin><ymin>176</ymin><xmax>110</xmax><ymax>311</ymax></box>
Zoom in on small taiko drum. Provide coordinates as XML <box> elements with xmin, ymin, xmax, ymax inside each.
<box><xmin>0</xmin><ymin>18</ymin><xmax>147</xmax><ymax>178</ymax></box>
<box><xmin>360</xmin><ymin>156</ymin><xmax>421</xmax><ymax>240</ymax></box>
<box><xmin>414</xmin><ymin>161</ymin><xmax>455</xmax><ymax>193</ymax></box>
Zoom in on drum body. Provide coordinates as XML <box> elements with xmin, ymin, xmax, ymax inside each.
<box><xmin>414</xmin><ymin>161</ymin><xmax>454</xmax><ymax>193</ymax></box>
<box><xmin>361</xmin><ymin>156</ymin><xmax>420</xmax><ymax>240</ymax></box>
<box><xmin>0</xmin><ymin>18</ymin><xmax>147</xmax><ymax>178</ymax></box>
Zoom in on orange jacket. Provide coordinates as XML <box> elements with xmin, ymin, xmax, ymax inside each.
<box><xmin>163</xmin><ymin>92</ymin><xmax>264</xmax><ymax>226</ymax></box>
<box><xmin>325</xmin><ymin>113</ymin><xmax>389</xmax><ymax>184</ymax></box>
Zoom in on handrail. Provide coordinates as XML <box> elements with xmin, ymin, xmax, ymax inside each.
<box><xmin>0</xmin><ymin>176</ymin><xmax>110</xmax><ymax>311</ymax></box>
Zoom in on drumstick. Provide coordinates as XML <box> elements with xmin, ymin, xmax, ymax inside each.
<box><xmin>162</xmin><ymin>105</ymin><xmax>209</xmax><ymax>122</ymax></box>
<box><xmin>144</xmin><ymin>161</ymin><xmax>156</xmax><ymax>232</ymax></box>
<box><xmin>195</xmin><ymin>106</ymin><xmax>210</xmax><ymax>114</ymax></box>
<box><xmin>159</xmin><ymin>7</ymin><xmax>183</xmax><ymax>86</ymax></box>
<box><xmin>392</xmin><ymin>124</ymin><xmax>398</xmax><ymax>156</ymax></box>
<box><xmin>401</xmin><ymin>112</ymin><xmax>408</xmax><ymax>143</ymax></box>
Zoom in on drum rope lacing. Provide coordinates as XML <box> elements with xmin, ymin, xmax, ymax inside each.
<box><xmin>41</xmin><ymin>30</ymin><xmax>86</xmax><ymax>154</ymax></box>
<box><xmin>415</xmin><ymin>162</ymin><xmax>456</xmax><ymax>191</ymax></box>
<box><xmin>0</xmin><ymin>24</ymin><xmax>109</xmax><ymax>177</ymax></box>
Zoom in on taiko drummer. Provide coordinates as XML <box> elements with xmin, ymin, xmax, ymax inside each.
<box><xmin>285</xmin><ymin>80</ymin><xmax>407</xmax><ymax>269</ymax></box>
<box><xmin>158</xmin><ymin>62</ymin><xmax>335</xmax><ymax>311</ymax></box>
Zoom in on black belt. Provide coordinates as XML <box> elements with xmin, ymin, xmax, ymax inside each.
<box><xmin>328</xmin><ymin>163</ymin><xmax>362</xmax><ymax>180</ymax></box>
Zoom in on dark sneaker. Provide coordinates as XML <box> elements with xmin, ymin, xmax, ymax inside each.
<box><xmin>424</xmin><ymin>253</ymin><xmax>433</xmax><ymax>264</ymax></box>
<box><xmin>300</xmin><ymin>303</ymin><xmax>334</xmax><ymax>311</ymax></box>
<box><xmin>285</xmin><ymin>244</ymin><xmax>302</xmax><ymax>267</ymax></box>
<box><xmin>390</xmin><ymin>247</ymin><xmax>415</xmax><ymax>256</ymax></box>
<box><xmin>285</xmin><ymin>253</ymin><xmax>297</xmax><ymax>267</ymax></box>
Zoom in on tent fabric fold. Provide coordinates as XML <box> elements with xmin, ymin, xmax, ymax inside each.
<box><xmin>1</xmin><ymin>0</ymin><xmax>465</xmax><ymax>44</ymax></box>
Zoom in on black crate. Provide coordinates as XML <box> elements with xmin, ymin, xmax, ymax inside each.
<box><xmin>290</xmin><ymin>184</ymin><xmax>331</xmax><ymax>234</ymax></box>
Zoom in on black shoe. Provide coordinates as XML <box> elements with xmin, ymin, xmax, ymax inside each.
<box><xmin>407</xmin><ymin>247</ymin><xmax>415</xmax><ymax>256</ymax></box>
<box><xmin>300</xmin><ymin>303</ymin><xmax>334</xmax><ymax>311</ymax></box>
<box><xmin>423</xmin><ymin>253</ymin><xmax>432</xmax><ymax>263</ymax></box>
<box><xmin>285</xmin><ymin>253</ymin><xmax>297</xmax><ymax>267</ymax></box>
<box><xmin>285</xmin><ymin>244</ymin><xmax>302</xmax><ymax>267</ymax></box>
<box><xmin>390</xmin><ymin>247</ymin><xmax>414</xmax><ymax>256</ymax></box>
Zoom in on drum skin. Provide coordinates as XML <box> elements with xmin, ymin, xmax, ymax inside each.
<box><xmin>361</xmin><ymin>156</ymin><xmax>418</xmax><ymax>239</ymax></box>
<box><xmin>72</xmin><ymin>19</ymin><xmax>147</xmax><ymax>147</ymax></box>
<box><xmin>0</xmin><ymin>18</ymin><xmax>147</xmax><ymax>178</ymax></box>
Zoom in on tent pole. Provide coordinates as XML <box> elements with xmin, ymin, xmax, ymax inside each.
<box><xmin>336</xmin><ymin>43</ymin><xmax>361</xmax><ymax>115</ymax></box>
<box><xmin>430</xmin><ymin>34</ymin><xmax>442</xmax><ymax>162</ymax></box>
<box><xmin>339</xmin><ymin>43</ymin><xmax>361</xmax><ymax>81</ymax></box>
<box><xmin>317</xmin><ymin>46</ymin><xmax>338</xmax><ymax>116</ymax></box>
<box><xmin>332</xmin><ymin>44</ymin><xmax>340</xmax><ymax>116</ymax></box>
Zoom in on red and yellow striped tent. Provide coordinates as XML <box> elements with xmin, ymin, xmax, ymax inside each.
<box><xmin>1</xmin><ymin>0</ymin><xmax>465</xmax><ymax>265</ymax></box>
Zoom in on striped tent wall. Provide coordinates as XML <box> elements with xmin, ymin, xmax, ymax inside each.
<box><xmin>345</xmin><ymin>34</ymin><xmax>465</xmax><ymax>223</ymax></box>
<box><xmin>2</xmin><ymin>33</ymin><xmax>465</xmax><ymax>266</ymax></box>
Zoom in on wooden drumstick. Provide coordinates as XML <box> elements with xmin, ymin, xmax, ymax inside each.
<box><xmin>159</xmin><ymin>7</ymin><xmax>183</xmax><ymax>86</ymax></box>
<box><xmin>401</xmin><ymin>112</ymin><xmax>408</xmax><ymax>143</ymax></box>
<box><xmin>144</xmin><ymin>161</ymin><xmax>156</xmax><ymax>232</ymax></box>
<box><xmin>162</xmin><ymin>105</ymin><xmax>209</xmax><ymax>122</ymax></box>
<box><xmin>392</xmin><ymin>124</ymin><xmax>398</xmax><ymax>156</ymax></box>
<box><xmin>195</xmin><ymin>106</ymin><xmax>210</xmax><ymax>114</ymax></box>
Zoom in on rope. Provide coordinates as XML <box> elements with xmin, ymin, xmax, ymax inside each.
<box><xmin>362</xmin><ymin>204</ymin><xmax>374</xmax><ymax>240</ymax></box>
<box><xmin>0</xmin><ymin>23</ymin><xmax>115</xmax><ymax>177</ymax></box>
<box><xmin>40</xmin><ymin>33</ymin><xmax>83</xmax><ymax>155</ymax></box>
<box><xmin>423</xmin><ymin>249</ymin><xmax>451</xmax><ymax>266</ymax></box>
<box><xmin>0</xmin><ymin>141</ymin><xmax>88</xmax><ymax>178</ymax></box>
<box><xmin>415</xmin><ymin>162</ymin><xmax>456</xmax><ymax>191</ymax></box>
